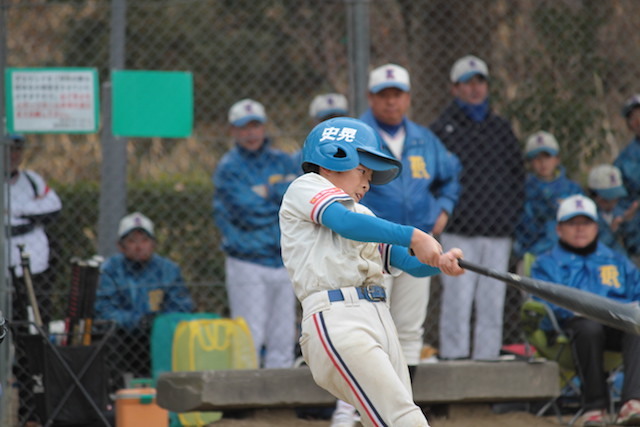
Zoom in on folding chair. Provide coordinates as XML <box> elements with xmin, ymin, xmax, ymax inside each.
<box><xmin>12</xmin><ymin>320</ymin><xmax>116</xmax><ymax>427</ymax></box>
<box><xmin>520</xmin><ymin>299</ymin><xmax>623</xmax><ymax>426</ymax></box>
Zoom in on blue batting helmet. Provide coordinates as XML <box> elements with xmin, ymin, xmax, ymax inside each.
<box><xmin>301</xmin><ymin>117</ymin><xmax>401</xmax><ymax>185</ymax></box>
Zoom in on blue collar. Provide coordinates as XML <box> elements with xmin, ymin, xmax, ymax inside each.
<box><xmin>455</xmin><ymin>98</ymin><xmax>489</xmax><ymax>122</ymax></box>
<box><xmin>374</xmin><ymin>118</ymin><xmax>404</xmax><ymax>137</ymax></box>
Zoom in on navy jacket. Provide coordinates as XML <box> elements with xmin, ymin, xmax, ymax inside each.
<box><xmin>430</xmin><ymin>101</ymin><xmax>525</xmax><ymax>237</ymax></box>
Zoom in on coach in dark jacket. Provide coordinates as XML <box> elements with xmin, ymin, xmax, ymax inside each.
<box><xmin>430</xmin><ymin>55</ymin><xmax>524</xmax><ymax>360</ymax></box>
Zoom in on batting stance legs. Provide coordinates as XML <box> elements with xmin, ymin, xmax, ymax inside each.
<box><xmin>301</xmin><ymin>288</ymin><xmax>430</xmax><ymax>427</ymax></box>
<box><xmin>384</xmin><ymin>273</ymin><xmax>431</xmax><ymax>368</ymax></box>
<box><xmin>439</xmin><ymin>234</ymin><xmax>511</xmax><ymax>360</ymax></box>
<box><xmin>225</xmin><ymin>257</ymin><xmax>296</xmax><ymax>368</ymax></box>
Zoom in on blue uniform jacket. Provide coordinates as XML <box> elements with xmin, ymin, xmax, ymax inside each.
<box><xmin>359</xmin><ymin>109</ymin><xmax>461</xmax><ymax>232</ymax></box>
<box><xmin>95</xmin><ymin>254</ymin><xmax>194</xmax><ymax>331</ymax></box>
<box><xmin>597</xmin><ymin>205</ymin><xmax>630</xmax><ymax>257</ymax></box>
<box><xmin>531</xmin><ymin>242</ymin><xmax>640</xmax><ymax>331</ymax></box>
<box><xmin>213</xmin><ymin>138</ymin><xmax>297</xmax><ymax>267</ymax></box>
<box><xmin>614</xmin><ymin>137</ymin><xmax>640</xmax><ymax>254</ymax></box>
<box><xmin>513</xmin><ymin>168</ymin><xmax>583</xmax><ymax>258</ymax></box>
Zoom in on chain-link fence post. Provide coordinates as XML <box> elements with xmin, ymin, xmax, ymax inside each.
<box><xmin>0</xmin><ymin>0</ymin><xmax>11</xmax><ymax>422</ymax></box>
<box><xmin>98</xmin><ymin>0</ymin><xmax>127</xmax><ymax>257</ymax></box>
<box><xmin>347</xmin><ymin>0</ymin><xmax>370</xmax><ymax>117</ymax></box>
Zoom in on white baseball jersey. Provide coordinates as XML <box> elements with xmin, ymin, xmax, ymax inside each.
<box><xmin>279</xmin><ymin>172</ymin><xmax>430</xmax><ymax>427</ymax></box>
<box><xmin>279</xmin><ymin>172</ymin><xmax>386</xmax><ymax>300</ymax></box>
<box><xmin>8</xmin><ymin>169</ymin><xmax>62</xmax><ymax>276</ymax></box>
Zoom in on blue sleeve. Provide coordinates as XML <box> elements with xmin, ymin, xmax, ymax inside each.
<box><xmin>95</xmin><ymin>266</ymin><xmax>137</xmax><ymax>330</ymax></box>
<box><xmin>322</xmin><ymin>201</ymin><xmax>414</xmax><ymax>247</ymax></box>
<box><xmin>389</xmin><ymin>245</ymin><xmax>441</xmax><ymax>277</ymax></box>
<box><xmin>161</xmin><ymin>265</ymin><xmax>194</xmax><ymax>313</ymax></box>
<box><xmin>622</xmin><ymin>256</ymin><xmax>640</xmax><ymax>301</ymax></box>
<box><xmin>433</xmin><ymin>148</ymin><xmax>461</xmax><ymax>215</ymax></box>
<box><xmin>530</xmin><ymin>257</ymin><xmax>573</xmax><ymax>328</ymax></box>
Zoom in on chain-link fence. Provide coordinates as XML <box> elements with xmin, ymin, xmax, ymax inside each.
<box><xmin>3</xmin><ymin>0</ymin><xmax>640</xmax><ymax>425</ymax></box>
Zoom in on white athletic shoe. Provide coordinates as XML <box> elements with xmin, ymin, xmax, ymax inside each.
<box><xmin>331</xmin><ymin>400</ymin><xmax>360</xmax><ymax>427</ymax></box>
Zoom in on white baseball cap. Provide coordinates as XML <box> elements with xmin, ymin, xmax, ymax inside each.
<box><xmin>228</xmin><ymin>99</ymin><xmax>267</xmax><ymax>127</ymax></box>
<box><xmin>588</xmin><ymin>164</ymin><xmax>628</xmax><ymax>200</ymax></box>
<box><xmin>118</xmin><ymin>212</ymin><xmax>155</xmax><ymax>239</ymax></box>
<box><xmin>309</xmin><ymin>93</ymin><xmax>349</xmax><ymax>121</ymax></box>
<box><xmin>450</xmin><ymin>55</ymin><xmax>489</xmax><ymax>83</ymax></box>
<box><xmin>622</xmin><ymin>93</ymin><xmax>640</xmax><ymax>118</ymax></box>
<box><xmin>557</xmin><ymin>194</ymin><xmax>598</xmax><ymax>223</ymax></box>
<box><xmin>524</xmin><ymin>131</ymin><xmax>560</xmax><ymax>159</ymax></box>
<box><xmin>368</xmin><ymin>64</ymin><xmax>410</xmax><ymax>94</ymax></box>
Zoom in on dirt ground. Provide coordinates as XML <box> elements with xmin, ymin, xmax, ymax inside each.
<box><xmin>207</xmin><ymin>405</ymin><xmax>567</xmax><ymax>426</ymax></box>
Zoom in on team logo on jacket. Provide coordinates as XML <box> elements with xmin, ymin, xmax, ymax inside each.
<box><xmin>409</xmin><ymin>156</ymin><xmax>430</xmax><ymax>179</ymax></box>
<box><xmin>599</xmin><ymin>265</ymin><xmax>621</xmax><ymax>289</ymax></box>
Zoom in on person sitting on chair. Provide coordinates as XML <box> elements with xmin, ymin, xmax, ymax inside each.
<box><xmin>531</xmin><ymin>194</ymin><xmax>640</xmax><ymax>427</ymax></box>
<box><xmin>96</xmin><ymin>212</ymin><xmax>194</xmax><ymax>380</ymax></box>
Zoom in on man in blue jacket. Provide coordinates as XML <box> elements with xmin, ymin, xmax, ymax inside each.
<box><xmin>213</xmin><ymin>99</ymin><xmax>298</xmax><ymax>369</ymax></box>
<box><xmin>96</xmin><ymin>212</ymin><xmax>194</xmax><ymax>378</ymax></box>
<box><xmin>360</xmin><ymin>63</ymin><xmax>460</xmax><ymax>378</ymax></box>
<box><xmin>531</xmin><ymin>195</ymin><xmax>640</xmax><ymax>426</ymax></box>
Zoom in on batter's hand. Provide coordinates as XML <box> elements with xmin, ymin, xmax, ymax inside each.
<box><xmin>438</xmin><ymin>248</ymin><xmax>464</xmax><ymax>276</ymax></box>
<box><xmin>410</xmin><ymin>229</ymin><xmax>443</xmax><ymax>267</ymax></box>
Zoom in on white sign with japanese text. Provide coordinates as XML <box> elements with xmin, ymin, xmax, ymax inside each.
<box><xmin>5</xmin><ymin>68</ymin><xmax>99</xmax><ymax>133</ymax></box>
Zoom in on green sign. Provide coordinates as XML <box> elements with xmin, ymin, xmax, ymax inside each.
<box><xmin>112</xmin><ymin>70</ymin><xmax>193</xmax><ymax>138</ymax></box>
<box><xmin>5</xmin><ymin>67</ymin><xmax>100</xmax><ymax>133</ymax></box>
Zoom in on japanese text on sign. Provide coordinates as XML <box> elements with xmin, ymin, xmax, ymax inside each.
<box><xmin>6</xmin><ymin>68</ymin><xmax>99</xmax><ymax>133</ymax></box>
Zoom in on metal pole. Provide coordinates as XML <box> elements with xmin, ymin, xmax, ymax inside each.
<box><xmin>97</xmin><ymin>0</ymin><xmax>127</xmax><ymax>257</ymax></box>
<box><xmin>0</xmin><ymin>0</ymin><xmax>11</xmax><ymax>422</ymax></box>
<box><xmin>347</xmin><ymin>0</ymin><xmax>370</xmax><ymax>117</ymax></box>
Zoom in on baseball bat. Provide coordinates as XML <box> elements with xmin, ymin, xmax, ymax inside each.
<box><xmin>457</xmin><ymin>259</ymin><xmax>640</xmax><ymax>335</ymax></box>
<box><xmin>17</xmin><ymin>244</ymin><xmax>44</xmax><ymax>328</ymax></box>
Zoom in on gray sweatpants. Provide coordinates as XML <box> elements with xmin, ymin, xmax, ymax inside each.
<box><xmin>438</xmin><ymin>233</ymin><xmax>511</xmax><ymax>360</ymax></box>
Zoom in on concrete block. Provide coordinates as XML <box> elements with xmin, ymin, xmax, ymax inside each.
<box><xmin>157</xmin><ymin>360</ymin><xmax>559</xmax><ymax>412</ymax></box>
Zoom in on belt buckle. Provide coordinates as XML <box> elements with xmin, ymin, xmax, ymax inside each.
<box><xmin>362</xmin><ymin>285</ymin><xmax>385</xmax><ymax>302</ymax></box>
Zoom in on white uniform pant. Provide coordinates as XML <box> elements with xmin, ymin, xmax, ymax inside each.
<box><xmin>225</xmin><ymin>257</ymin><xmax>296</xmax><ymax>368</ymax></box>
<box><xmin>300</xmin><ymin>288</ymin><xmax>430</xmax><ymax>427</ymax></box>
<box><xmin>438</xmin><ymin>234</ymin><xmax>511</xmax><ymax>360</ymax></box>
<box><xmin>384</xmin><ymin>273</ymin><xmax>430</xmax><ymax>366</ymax></box>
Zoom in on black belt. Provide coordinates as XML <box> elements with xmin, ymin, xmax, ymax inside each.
<box><xmin>10</xmin><ymin>223</ymin><xmax>36</xmax><ymax>237</ymax></box>
<box><xmin>328</xmin><ymin>285</ymin><xmax>386</xmax><ymax>303</ymax></box>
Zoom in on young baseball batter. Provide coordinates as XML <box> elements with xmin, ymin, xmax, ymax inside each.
<box><xmin>279</xmin><ymin>117</ymin><xmax>464</xmax><ymax>427</ymax></box>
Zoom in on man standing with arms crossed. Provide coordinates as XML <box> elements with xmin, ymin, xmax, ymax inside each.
<box><xmin>430</xmin><ymin>55</ymin><xmax>524</xmax><ymax>361</ymax></box>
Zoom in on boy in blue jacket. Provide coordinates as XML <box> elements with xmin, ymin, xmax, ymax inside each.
<box><xmin>514</xmin><ymin>130</ymin><xmax>583</xmax><ymax>266</ymax></box>
<box><xmin>614</xmin><ymin>94</ymin><xmax>640</xmax><ymax>264</ymax></box>
<box><xmin>531</xmin><ymin>195</ymin><xmax>640</xmax><ymax>426</ymax></box>
<box><xmin>213</xmin><ymin>99</ymin><xmax>299</xmax><ymax>369</ymax></box>
<box><xmin>587</xmin><ymin>164</ymin><xmax>638</xmax><ymax>256</ymax></box>
<box><xmin>96</xmin><ymin>212</ymin><xmax>194</xmax><ymax>379</ymax></box>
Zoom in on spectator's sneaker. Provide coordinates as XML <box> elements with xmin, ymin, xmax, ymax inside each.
<box><xmin>578</xmin><ymin>409</ymin><xmax>608</xmax><ymax>427</ymax></box>
<box><xmin>616</xmin><ymin>399</ymin><xmax>640</xmax><ymax>425</ymax></box>
<box><xmin>331</xmin><ymin>399</ymin><xmax>359</xmax><ymax>427</ymax></box>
